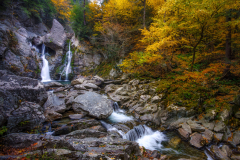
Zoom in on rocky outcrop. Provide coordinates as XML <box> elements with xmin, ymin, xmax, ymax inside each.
<box><xmin>43</xmin><ymin>19</ymin><xmax>66</xmax><ymax>50</ymax></box>
<box><xmin>72</xmin><ymin>91</ymin><xmax>113</xmax><ymax>119</ymax></box>
<box><xmin>0</xmin><ymin>70</ymin><xmax>47</xmax><ymax>132</ymax></box>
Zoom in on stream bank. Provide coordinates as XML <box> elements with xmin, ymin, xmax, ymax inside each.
<box><xmin>1</xmin><ymin>75</ymin><xmax>238</xmax><ymax>159</ymax></box>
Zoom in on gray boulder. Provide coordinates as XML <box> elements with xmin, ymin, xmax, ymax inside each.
<box><xmin>210</xmin><ymin>145</ymin><xmax>230</xmax><ymax>160</ymax></box>
<box><xmin>189</xmin><ymin>132</ymin><xmax>205</xmax><ymax>148</ymax></box>
<box><xmin>72</xmin><ymin>92</ymin><xmax>113</xmax><ymax>119</ymax></box>
<box><xmin>7</xmin><ymin>102</ymin><xmax>45</xmax><ymax>133</ymax></box>
<box><xmin>43</xmin><ymin>92</ymin><xmax>67</xmax><ymax>113</ymax></box>
<box><xmin>44</xmin><ymin>19</ymin><xmax>67</xmax><ymax>50</ymax></box>
<box><xmin>0</xmin><ymin>70</ymin><xmax>47</xmax><ymax>105</ymax></box>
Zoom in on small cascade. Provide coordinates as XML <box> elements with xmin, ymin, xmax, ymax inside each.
<box><xmin>41</xmin><ymin>44</ymin><xmax>51</xmax><ymax>82</ymax></box>
<box><xmin>100</xmin><ymin>120</ymin><xmax>125</xmax><ymax>137</ymax></box>
<box><xmin>108</xmin><ymin>102</ymin><xmax>133</xmax><ymax>123</ymax></box>
<box><xmin>65</xmin><ymin>41</ymin><xmax>72</xmax><ymax>80</ymax></box>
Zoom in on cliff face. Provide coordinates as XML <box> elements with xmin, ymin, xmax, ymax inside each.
<box><xmin>0</xmin><ymin>7</ymin><xmax>105</xmax><ymax>80</ymax></box>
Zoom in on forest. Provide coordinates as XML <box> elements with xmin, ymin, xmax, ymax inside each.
<box><xmin>0</xmin><ymin>0</ymin><xmax>240</xmax><ymax>159</ymax></box>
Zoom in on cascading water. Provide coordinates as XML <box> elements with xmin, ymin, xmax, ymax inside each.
<box><xmin>108</xmin><ymin>102</ymin><xmax>133</xmax><ymax>123</ymax></box>
<box><xmin>41</xmin><ymin>44</ymin><xmax>51</xmax><ymax>82</ymax></box>
<box><xmin>65</xmin><ymin>42</ymin><xmax>72</xmax><ymax>80</ymax></box>
<box><xmin>101</xmin><ymin>101</ymin><xmax>208</xmax><ymax>159</ymax></box>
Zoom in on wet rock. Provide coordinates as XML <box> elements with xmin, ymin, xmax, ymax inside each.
<box><xmin>210</xmin><ymin>145</ymin><xmax>230</xmax><ymax>160</ymax></box>
<box><xmin>140</xmin><ymin>95</ymin><xmax>151</xmax><ymax>102</ymax></box>
<box><xmin>72</xmin><ymin>91</ymin><xmax>113</xmax><ymax>119</ymax></box>
<box><xmin>74</xmin><ymin>84</ymin><xmax>86</xmax><ymax>90</ymax></box>
<box><xmin>53</xmin><ymin>87</ymin><xmax>65</xmax><ymax>93</ymax></box>
<box><xmin>3</xmin><ymin>133</ymin><xmax>40</xmax><ymax>148</ymax></box>
<box><xmin>113</xmin><ymin>124</ymin><xmax>130</xmax><ymax>133</ymax></box>
<box><xmin>66</xmin><ymin>129</ymin><xmax>107</xmax><ymax>139</ymax></box>
<box><xmin>150</xmin><ymin>150</ymin><xmax>161</xmax><ymax>158</ymax></box>
<box><xmin>153</xmin><ymin>109</ymin><xmax>168</xmax><ymax>125</ymax></box>
<box><xmin>129</xmin><ymin>79</ymin><xmax>140</xmax><ymax>86</ymax></box>
<box><xmin>202</xmin><ymin>122</ymin><xmax>215</xmax><ymax>130</ymax></box>
<box><xmin>7</xmin><ymin>102</ymin><xmax>45</xmax><ymax>133</ymax></box>
<box><xmin>44</xmin><ymin>82</ymin><xmax>63</xmax><ymax>89</ymax></box>
<box><xmin>178</xmin><ymin>128</ymin><xmax>190</xmax><ymax>140</ymax></box>
<box><xmin>182</xmin><ymin>122</ymin><xmax>192</xmax><ymax>134</ymax></box>
<box><xmin>65</xmin><ymin>90</ymin><xmax>83</xmax><ymax>103</ymax></box>
<box><xmin>231</xmin><ymin>154</ymin><xmax>240</xmax><ymax>160</ymax></box>
<box><xmin>187</xmin><ymin>120</ymin><xmax>205</xmax><ymax>132</ymax></box>
<box><xmin>169</xmin><ymin>136</ymin><xmax>181</xmax><ymax>148</ymax></box>
<box><xmin>104</xmin><ymin>84</ymin><xmax>117</xmax><ymax>93</ymax></box>
<box><xmin>71</xmin><ymin>77</ymin><xmax>85</xmax><ymax>85</ymax></box>
<box><xmin>168</xmin><ymin>118</ymin><xmax>191</xmax><ymax>130</ymax></box>
<box><xmin>214</xmin><ymin>121</ymin><xmax>226</xmax><ymax>133</ymax></box>
<box><xmin>44</xmin><ymin>110</ymin><xmax>62</xmax><ymax>121</ymax></box>
<box><xmin>137</xmin><ymin>104</ymin><xmax>158</xmax><ymax>114</ymax></box>
<box><xmin>178</xmin><ymin>122</ymin><xmax>192</xmax><ymax>140</ymax></box>
<box><xmin>167</xmin><ymin>104</ymin><xmax>186</xmax><ymax>118</ymax></box>
<box><xmin>230</xmin><ymin>131</ymin><xmax>240</xmax><ymax>146</ymax></box>
<box><xmin>220</xmin><ymin>108</ymin><xmax>231</xmax><ymax>122</ymax></box>
<box><xmin>0</xmin><ymin>70</ymin><xmax>47</xmax><ymax>105</ymax></box>
<box><xmin>202</xmin><ymin>129</ymin><xmax>213</xmax><ymax>145</ymax></box>
<box><xmin>213</xmin><ymin>133</ymin><xmax>223</xmax><ymax>142</ymax></box>
<box><xmin>69</xmin><ymin>119</ymin><xmax>101</xmax><ymax>130</ymax></box>
<box><xmin>189</xmin><ymin>132</ymin><xmax>205</xmax><ymax>148</ymax></box>
<box><xmin>69</xmin><ymin>114</ymin><xmax>84</xmax><ymax>120</ymax></box>
<box><xmin>204</xmin><ymin>109</ymin><xmax>217</xmax><ymax>121</ymax></box>
<box><xmin>221</xmin><ymin>145</ymin><xmax>232</xmax><ymax>158</ymax></box>
<box><xmin>109</xmin><ymin>68</ymin><xmax>119</xmax><ymax>78</ymax></box>
<box><xmin>32</xmin><ymin>36</ymin><xmax>43</xmax><ymax>46</ymax></box>
<box><xmin>56</xmin><ymin>93</ymin><xmax>65</xmax><ymax>98</ymax></box>
<box><xmin>92</xmin><ymin>75</ymin><xmax>104</xmax><ymax>82</ymax></box>
<box><xmin>140</xmin><ymin>114</ymin><xmax>153</xmax><ymax>122</ymax></box>
<box><xmin>82</xmin><ymin>83</ymin><xmax>100</xmax><ymax>90</ymax></box>
<box><xmin>43</xmin><ymin>92</ymin><xmax>66</xmax><ymax>113</ymax></box>
<box><xmin>151</xmin><ymin>95</ymin><xmax>162</xmax><ymax>103</ymax></box>
<box><xmin>44</xmin><ymin>19</ymin><xmax>66</xmax><ymax>50</ymax></box>
<box><xmin>53</xmin><ymin>126</ymin><xmax>73</xmax><ymax>136</ymax></box>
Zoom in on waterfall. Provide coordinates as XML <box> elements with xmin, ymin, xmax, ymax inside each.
<box><xmin>41</xmin><ymin>44</ymin><xmax>51</xmax><ymax>82</ymax></box>
<box><xmin>65</xmin><ymin>42</ymin><xmax>72</xmax><ymax>80</ymax></box>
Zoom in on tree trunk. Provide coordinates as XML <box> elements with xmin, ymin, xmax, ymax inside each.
<box><xmin>221</xmin><ymin>12</ymin><xmax>232</xmax><ymax>79</ymax></box>
<box><xmin>83</xmin><ymin>0</ymin><xmax>86</xmax><ymax>26</ymax></box>
<box><xmin>190</xmin><ymin>26</ymin><xmax>204</xmax><ymax>71</ymax></box>
<box><xmin>143</xmin><ymin>0</ymin><xmax>146</xmax><ymax>28</ymax></box>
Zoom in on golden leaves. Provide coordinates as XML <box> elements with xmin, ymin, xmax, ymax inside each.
<box><xmin>51</xmin><ymin>0</ymin><xmax>72</xmax><ymax>20</ymax></box>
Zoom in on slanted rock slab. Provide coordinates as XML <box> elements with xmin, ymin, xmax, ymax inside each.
<box><xmin>189</xmin><ymin>132</ymin><xmax>205</xmax><ymax>148</ymax></box>
<box><xmin>72</xmin><ymin>91</ymin><xmax>113</xmax><ymax>119</ymax></box>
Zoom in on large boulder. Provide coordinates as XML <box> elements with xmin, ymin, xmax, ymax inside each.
<box><xmin>7</xmin><ymin>102</ymin><xmax>45</xmax><ymax>133</ymax></box>
<box><xmin>0</xmin><ymin>70</ymin><xmax>47</xmax><ymax>132</ymax></box>
<box><xmin>43</xmin><ymin>92</ymin><xmax>67</xmax><ymax>113</ymax></box>
<box><xmin>0</xmin><ymin>70</ymin><xmax>47</xmax><ymax>105</ymax></box>
<box><xmin>44</xmin><ymin>19</ymin><xmax>67</xmax><ymax>50</ymax></box>
<box><xmin>72</xmin><ymin>91</ymin><xmax>113</xmax><ymax>119</ymax></box>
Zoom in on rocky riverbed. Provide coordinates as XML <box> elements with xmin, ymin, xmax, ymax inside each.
<box><xmin>1</xmin><ymin>73</ymin><xmax>240</xmax><ymax>159</ymax></box>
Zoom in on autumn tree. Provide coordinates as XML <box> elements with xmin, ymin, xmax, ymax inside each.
<box><xmin>51</xmin><ymin>0</ymin><xmax>72</xmax><ymax>21</ymax></box>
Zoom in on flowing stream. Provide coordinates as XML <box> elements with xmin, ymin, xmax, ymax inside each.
<box><xmin>101</xmin><ymin>102</ymin><xmax>210</xmax><ymax>160</ymax></box>
<box><xmin>41</xmin><ymin>44</ymin><xmax>51</xmax><ymax>82</ymax></box>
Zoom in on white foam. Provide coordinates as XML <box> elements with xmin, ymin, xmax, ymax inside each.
<box><xmin>108</xmin><ymin>111</ymin><xmax>133</xmax><ymax>123</ymax></box>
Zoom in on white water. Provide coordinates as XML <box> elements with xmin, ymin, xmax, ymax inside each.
<box><xmin>65</xmin><ymin>42</ymin><xmax>72</xmax><ymax>80</ymax></box>
<box><xmin>41</xmin><ymin>44</ymin><xmax>51</xmax><ymax>82</ymax></box>
<box><xmin>204</xmin><ymin>150</ymin><xmax>214</xmax><ymax>160</ymax></box>
<box><xmin>108</xmin><ymin>102</ymin><xmax>133</xmax><ymax>123</ymax></box>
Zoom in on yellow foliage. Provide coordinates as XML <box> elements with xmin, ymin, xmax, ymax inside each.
<box><xmin>51</xmin><ymin>0</ymin><xmax>72</xmax><ymax>20</ymax></box>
